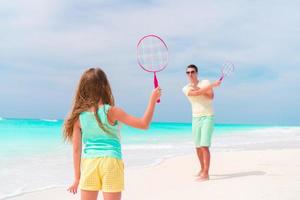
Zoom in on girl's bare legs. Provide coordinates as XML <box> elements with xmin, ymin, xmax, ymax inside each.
<box><xmin>103</xmin><ymin>192</ymin><xmax>121</xmax><ymax>200</ymax></box>
<box><xmin>81</xmin><ymin>190</ymin><xmax>99</xmax><ymax>200</ymax></box>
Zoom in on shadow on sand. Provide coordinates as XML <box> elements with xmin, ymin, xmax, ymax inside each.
<box><xmin>209</xmin><ymin>171</ymin><xmax>266</xmax><ymax>180</ymax></box>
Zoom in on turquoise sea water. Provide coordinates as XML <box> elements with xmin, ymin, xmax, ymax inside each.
<box><xmin>0</xmin><ymin>118</ymin><xmax>299</xmax><ymax>199</ymax></box>
<box><xmin>0</xmin><ymin>118</ymin><xmax>270</xmax><ymax>159</ymax></box>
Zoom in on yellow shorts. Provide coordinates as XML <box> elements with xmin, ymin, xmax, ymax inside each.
<box><xmin>79</xmin><ymin>157</ymin><xmax>124</xmax><ymax>192</ymax></box>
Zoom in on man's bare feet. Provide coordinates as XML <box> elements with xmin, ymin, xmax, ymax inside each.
<box><xmin>194</xmin><ymin>170</ymin><xmax>203</xmax><ymax>177</ymax></box>
<box><xmin>196</xmin><ymin>173</ymin><xmax>209</xmax><ymax>181</ymax></box>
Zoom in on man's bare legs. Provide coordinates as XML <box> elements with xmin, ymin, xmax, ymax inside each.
<box><xmin>199</xmin><ymin>147</ymin><xmax>210</xmax><ymax>180</ymax></box>
<box><xmin>195</xmin><ymin>148</ymin><xmax>204</xmax><ymax>176</ymax></box>
<box><xmin>195</xmin><ymin>147</ymin><xmax>210</xmax><ymax>181</ymax></box>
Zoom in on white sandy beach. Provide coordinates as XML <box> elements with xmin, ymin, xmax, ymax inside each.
<box><xmin>8</xmin><ymin>148</ymin><xmax>300</xmax><ymax>200</ymax></box>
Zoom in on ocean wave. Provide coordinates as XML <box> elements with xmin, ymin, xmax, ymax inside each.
<box><xmin>123</xmin><ymin>144</ymin><xmax>175</xmax><ymax>150</ymax></box>
<box><xmin>40</xmin><ymin>119</ymin><xmax>59</xmax><ymax>122</ymax></box>
<box><xmin>220</xmin><ymin>127</ymin><xmax>300</xmax><ymax>136</ymax></box>
<box><xmin>127</xmin><ymin>152</ymin><xmax>191</xmax><ymax>169</ymax></box>
<box><xmin>0</xmin><ymin>185</ymin><xmax>65</xmax><ymax>200</ymax></box>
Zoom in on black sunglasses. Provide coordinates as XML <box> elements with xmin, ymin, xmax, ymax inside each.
<box><xmin>186</xmin><ymin>70</ymin><xmax>196</xmax><ymax>74</ymax></box>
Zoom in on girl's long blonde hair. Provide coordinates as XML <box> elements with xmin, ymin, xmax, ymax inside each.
<box><xmin>63</xmin><ymin>67</ymin><xmax>115</xmax><ymax>141</ymax></box>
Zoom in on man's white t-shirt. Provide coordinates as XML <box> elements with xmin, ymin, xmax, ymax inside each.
<box><xmin>182</xmin><ymin>80</ymin><xmax>214</xmax><ymax>117</ymax></box>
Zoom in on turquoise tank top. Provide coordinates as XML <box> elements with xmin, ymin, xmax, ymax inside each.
<box><xmin>79</xmin><ymin>104</ymin><xmax>122</xmax><ymax>159</ymax></box>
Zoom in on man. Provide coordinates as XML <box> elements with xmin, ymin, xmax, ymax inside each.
<box><xmin>182</xmin><ymin>64</ymin><xmax>221</xmax><ymax>181</ymax></box>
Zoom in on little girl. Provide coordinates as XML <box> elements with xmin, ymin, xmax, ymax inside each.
<box><xmin>63</xmin><ymin>67</ymin><xmax>161</xmax><ymax>200</ymax></box>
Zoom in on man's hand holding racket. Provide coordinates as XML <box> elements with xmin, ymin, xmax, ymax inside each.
<box><xmin>212</xmin><ymin>80</ymin><xmax>222</xmax><ymax>88</ymax></box>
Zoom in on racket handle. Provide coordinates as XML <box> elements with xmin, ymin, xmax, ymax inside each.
<box><xmin>219</xmin><ymin>76</ymin><xmax>224</xmax><ymax>81</ymax></box>
<box><xmin>154</xmin><ymin>73</ymin><xmax>160</xmax><ymax>103</ymax></box>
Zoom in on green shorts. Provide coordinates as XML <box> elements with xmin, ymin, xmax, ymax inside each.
<box><xmin>192</xmin><ymin>116</ymin><xmax>214</xmax><ymax>147</ymax></box>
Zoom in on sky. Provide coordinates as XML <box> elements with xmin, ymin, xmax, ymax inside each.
<box><xmin>0</xmin><ymin>0</ymin><xmax>299</xmax><ymax>125</ymax></box>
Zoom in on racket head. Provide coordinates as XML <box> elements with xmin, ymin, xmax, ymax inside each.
<box><xmin>221</xmin><ymin>61</ymin><xmax>235</xmax><ymax>78</ymax></box>
<box><xmin>137</xmin><ymin>34</ymin><xmax>168</xmax><ymax>73</ymax></box>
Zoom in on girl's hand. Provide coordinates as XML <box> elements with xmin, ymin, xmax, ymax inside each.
<box><xmin>67</xmin><ymin>180</ymin><xmax>79</xmax><ymax>194</ymax></box>
<box><xmin>151</xmin><ymin>87</ymin><xmax>162</xmax><ymax>102</ymax></box>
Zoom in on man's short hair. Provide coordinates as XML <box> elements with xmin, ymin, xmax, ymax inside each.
<box><xmin>186</xmin><ymin>64</ymin><xmax>198</xmax><ymax>73</ymax></box>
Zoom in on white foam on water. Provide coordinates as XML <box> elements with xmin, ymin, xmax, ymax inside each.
<box><xmin>0</xmin><ymin>185</ymin><xmax>65</xmax><ymax>200</ymax></box>
<box><xmin>123</xmin><ymin>144</ymin><xmax>176</xmax><ymax>150</ymax></box>
<box><xmin>40</xmin><ymin>119</ymin><xmax>59</xmax><ymax>122</ymax></box>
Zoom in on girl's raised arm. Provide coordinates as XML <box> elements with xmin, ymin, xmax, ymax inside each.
<box><xmin>109</xmin><ymin>87</ymin><xmax>161</xmax><ymax>130</ymax></box>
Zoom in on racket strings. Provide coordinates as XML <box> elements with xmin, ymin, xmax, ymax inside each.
<box><xmin>137</xmin><ymin>36</ymin><xmax>168</xmax><ymax>72</ymax></box>
<box><xmin>222</xmin><ymin>63</ymin><xmax>234</xmax><ymax>76</ymax></box>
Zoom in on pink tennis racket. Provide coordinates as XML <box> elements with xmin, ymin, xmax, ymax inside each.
<box><xmin>137</xmin><ymin>34</ymin><xmax>168</xmax><ymax>103</ymax></box>
<box><xmin>219</xmin><ymin>61</ymin><xmax>235</xmax><ymax>81</ymax></box>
